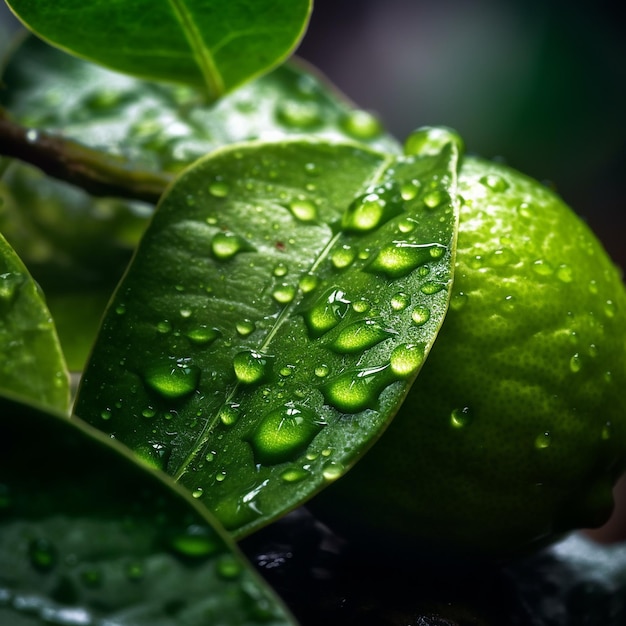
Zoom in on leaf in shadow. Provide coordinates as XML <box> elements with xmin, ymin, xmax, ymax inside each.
<box><xmin>75</xmin><ymin>136</ymin><xmax>460</xmax><ymax>538</ymax></box>
<box><xmin>0</xmin><ymin>231</ymin><xmax>69</xmax><ymax>411</ymax></box>
<box><xmin>5</xmin><ymin>0</ymin><xmax>312</xmax><ymax>99</ymax></box>
<box><xmin>0</xmin><ymin>392</ymin><xmax>297</xmax><ymax>625</ymax></box>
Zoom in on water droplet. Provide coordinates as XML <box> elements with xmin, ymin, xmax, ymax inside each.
<box><xmin>331</xmin><ymin>245</ymin><xmax>356</xmax><ymax>269</ymax></box>
<box><xmin>450</xmin><ymin>406</ymin><xmax>472</xmax><ymax>429</ymax></box>
<box><xmin>298</xmin><ymin>272</ymin><xmax>319</xmax><ymax>293</ymax></box>
<box><xmin>314</xmin><ymin>364</ymin><xmax>330</xmax><ymax>378</ymax></box>
<box><xmin>420</xmin><ymin>281</ymin><xmax>446</xmax><ymax>295</ymax></box>
<box><xmin>115</xmin><ymin>303</ymin><xmax>126</xmax><ymax>315</ymax></box>
<box><xmin>517</xmin><ymin>202</ymin><xmax>533</xmax><ymax>219</ymax></box>
<box><xmin>219</xmin><ymin>403</ymin><xmax>240</xmax><ymax>426</ymax></box>
<box><xmin>404</xmin><ymin>126</ymin><xmax>464</xmax><ymax>156</ymax></box>
<box><xmin>280</xmin><ymin>466</ymin><xmax>311</xmax><ymax>483</ymax></box>
<box><xmin>187</xmin><ymin>325</ymin><xmax>220</xmax><ymax>345</ymax></box>
<box><xmin>556</xmin><ymin>264</ymin><xmax>573</xmax><ymax>283</ymax></box>
<box><xmin>29</xmin><ymin>538</ymin><xmax>57</xmax><ymax>572</ymax></box>
<box><xmin>588</xmin><ymin>280</ymin><xmax>599</xmax><ymax>294</ymax></box>
<box><xmin>588</xmin><ymin>343</ymin><xmax>599</xmax><ymax>358</ymax></box>
<box><xmin>390</xmin><ymin>292</ymin><xmax>410</xmax><ymax>311</ymax></box>
<box><xmin>233</xmin><ymin>350</ymin><xmax>273</xmax><ymax>384</ymax></box>
<box><xmin>171</xmin><ymin>525</ymin><xmax>219</xmax><ymax>558</ymax></box>
<box><xmin>352</xmin><ymin>299</ymin><xmax>370</xmax><ymax>313</ymax></box>
<box><xmin>602</xmin><ymin>421</ymin><xmax>612</xmax><ymax>441</ymax></box>
<box><xmin>144</xmin><ymin>358</ymin><xmax>201</xmax><ymax>399</ymax></box>
<box><xmin>400</xmin><ymin>181</ymin><xmax>421</xmax><ymax>201</ymax></box>
<box><xmin>276</xmin><ymin>100</ymin><xmax>322</xmax><ymax>128</ymax></box>
<box><xmin>535</xmin><ymin>431</ymin><xmax>552</xmax><ymax>449</ymax></box>
<box><xmin>100</xmin><ymin>409</ymin><xmax>112</xmax><ymax>421</ymax></box>
<box><xmin>341</xmin><ymin>109</ymin><xmax>382</xmax><ymax>139</ymax></box>
<box><xmin>390</xmin><ymin>343</ymin><xmax>425</xmax><ymax>377</ymax></box>
<box><xmin>322</xmin><ymin>364</ymin><xmax>393</xmax><ymax>413</ymax></box>
<box><xmin>216</xmin><ymin>555</ymin><xmax>243</xmax><ymax>580</ymax></box>
<box><xmin>141</xmin><ymin>407</ymin><xmax>156</xmax><ymax>418</ymax></box>
<box><xmin>192</xmin><ymin>487</ymin><xmax>203</xmax><ymax>498</ymax></box>
<box><xmin>303</xmin><ymin>287</ymin><xmax>351</xmax><ymax>337</ymax></box>
<box><xmin>411</xmin><ymin>306</ymin><xmax>431</xmax><ymax>326</ymax></box>
<box><xmin>368</xmin><ymin>241</ymin><xmax>446</xmax><ymax>278</ymax></box>
<box><xmin>157</xmin><ymin>320</ymin><xmax>172</xmax><ymax>334</ymax></box>
<box><xmin>487</xmin><ymin>247</ymin><xmax>518</xmax><ymax>267</ymax></box>
<box><xmin>342</xmin><ymin>183</ymin><xmax>402</xmax><ymax>233</ymax></box>
<box><xmin>236</xmin><ymin>319</ymin><xmax>256</xmax><ymax>337</ymax></box>
<box><xmin>479</xmin><ymin>174</ymin><xmax>509</xmax><ymax>192</ymax></box>
<box><xmin>250</xmin><ymin>402</ymin><xmax>325</xmax><ymax>465</ymax></box>
<box><xmin>273</xmin><ymin>262</ymin><xmax>288</xmax><ymax>277</ymax></box>
<box><xmin>272</xmin><ymin>283</ymin><xmax>296</xmax><ymax>304</ymax></box>
<box><xmin>322</xmin><ymin>460</ymin><xmax>345</xmax><ymax>481</ymax></box>
<box><xmin>288</xmin><ymin>199</ymin><xmax>318</xmax><ymax>222</ymax></box>
<box><xmin>570</xmin><ymin>353</ymin><xmax>582</xmax><ymax>373</ymax></box>
<box><xmin>604</xmin><ymin>300</ymin><xmax>616</xmax><ymax>318</ymax></box>
<box><xmin>179</xmin><ymin>308</ymin><xmax>192</xmax><ymax>318</ymax></box>
<box><xmin>331</xmin><ymin>319</ymin><xmax>394</xmax><ymax>353</ymax></box>
<box><xmin>532</xmin><ymin>259</ymin><xmax>553</xmax><ymax>276</ymax></box>
<box><xmin>209</xmin><ymin>180</ymin><xmax>229</xmax><ymax>198</ymax></box>
<box><xmin>211</xmin><ymin>231</ymin><xmax>253</xmax><ymax>260</ymax></box>
<box><xmin>398</xmin><ymin>217</ymin><xmax>417</xmax><ymax>233</ymax></box>
<box><xmin>422</xmin><ymin>189</ymin><xmax>449</xmax><ymax>209</ymax></box>
<box><xmin>0</xmin><ymin>272</ymin><xmax>26</xmax><ymax>302</ymax></box>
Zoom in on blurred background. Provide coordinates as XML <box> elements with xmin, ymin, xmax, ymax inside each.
<box><xmin>296</xmin><ymin>0</ymin><xmax>625</xmax><ymax>271</ymax></box>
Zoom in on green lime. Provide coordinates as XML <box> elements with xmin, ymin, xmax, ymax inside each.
<box><xmin>312</xmin><ymin>156</ymin><xmax>626</xmax><ymax>559</ymax></box>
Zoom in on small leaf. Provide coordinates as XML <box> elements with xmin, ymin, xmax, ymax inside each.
<box><xmin>0</xmin><ymin>231</ymin><xmax>69</xmax><ymax>411</ymax></box>
<box><xmin>0</xmin><ymin>392</ymin><xmax>297</xmax><ymax>625</ymax></box>
<box><xmin>5</xmin><ymin>0</ymin><xmax>312</xmax><ymax>100</ymax></box>
<box><xmin>75</xmin><ymin>137</ymin><xmax>459</xmax><ymax>537</ymax></box>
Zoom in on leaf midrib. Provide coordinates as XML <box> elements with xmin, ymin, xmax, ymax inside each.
<box><xmin>171</xmin><ymin>153</ymin><xmax>395</xmax><ymax>482</ymax></box>
<box><xmin>167</xmin><ymin>0</ymin><xmax>224</xmax><ymax>99</ymax></box>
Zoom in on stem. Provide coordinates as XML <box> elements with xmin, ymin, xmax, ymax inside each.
<box><xmin>0</xmin><ymin>108</ymin><xmax>174</xmax><ymax>204</ymax></box>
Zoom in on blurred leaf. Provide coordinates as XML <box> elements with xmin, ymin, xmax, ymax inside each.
<box><xmin>0</xmin><ymin>392</ymin><xmax>297</xmax><ymax>625</ymax></box>
<box><xmin>75</xmin><ymin>138</ymin><xmax>459</xmax><ymax>537</ymax></box>
<box><xmin>1</xmin><ymin>36</ymin><xmax>400</xmax><ymax>175</ymax></box>
<box><xmin>0</xmin><ymin>231</ymin><xmax>69</xmax><ymax>411</ymax></box>
<box><xmin>5</xmin><ymin>0</ymin><xmax>312</xmax><ymax>100</ymax></box>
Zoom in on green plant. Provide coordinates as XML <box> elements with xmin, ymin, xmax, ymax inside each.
<box><xmin>1</xmin><ymin>2</ymin><xmax>626</xmax><ymax>624</ymax></box>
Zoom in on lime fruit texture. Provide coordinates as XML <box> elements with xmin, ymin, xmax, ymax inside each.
<box><xmin>312</xmin><ymin>152</ymin><xmax>626</xmax><ymax>560</ymax></box>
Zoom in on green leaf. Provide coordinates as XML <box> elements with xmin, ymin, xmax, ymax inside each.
<box><xmin>5</xmin><ymin>0</ymin><xmax>312</xmax><ymax>100</ymax></box>
<box><xmin>0</xmin><ymin>231</ymin><xmax>69</xmax><ymax>411</ymax></box>
<box><xmin>75</xmin><ymin>137</ymin><xmax>460</xmax><ymax>537</ymax></box>
<box><xmin>0</xmin><ymin>392</ymin><xmax>297</xmax><ymax>625</ymax></box>
<box><xmin>1</xmin><ymin>36</ymin><xmax>400</xmax><ymax>176</ymax></box>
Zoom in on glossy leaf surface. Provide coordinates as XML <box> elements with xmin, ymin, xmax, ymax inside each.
<box><xmin>0</xmin><ymin>36</ymin><xmax>398</xmax><ymax>371</ymax></box>
<box><xmin>5</xmin><ymin>0</ymin><xmax>312</xmax><ymax>99</ymax></box>
<box><xmin>0</xmin><ymin>392</ymin><xmax>296</xmax><ymax>625</ymax></box>
<box><xmin>75</xmin><ymin>137</ymin><xmax>459</xmax><ymax>537</ymax></box>
<box><xmin>0</xmin><ymin>231</ymin><xmax>69</xmax><ymax>411</ymax></box>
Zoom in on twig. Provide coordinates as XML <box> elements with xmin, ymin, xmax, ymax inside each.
<box><xmin>0</xmin><ymin>107</ymin><xmax>174</xmax><ymax>204</ymax></box>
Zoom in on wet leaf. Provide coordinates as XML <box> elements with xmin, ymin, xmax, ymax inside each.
<box><xmin>75</xmin><ymin>136</ymin><xmax>460</xmax><ymax>537</ymax></box>
<box><xmin>5</xmin><ymin>0</ymin><xmax>312</xmax><ymax>100</ymax></box>
<box><xmin>0</xmin><ymin>392</ymin><xmax>297</xmax><ymax>625</ymax></box>
<box><xmin>0</xmin><ymin>231</ymin><xmax>69</xmax><ymax>411</ymax></box>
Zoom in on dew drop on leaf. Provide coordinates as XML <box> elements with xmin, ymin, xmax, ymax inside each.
<box><xmin>403</xmin><ymin>125</ymin><xmax>464</xmax><ymax>156</ymax></box>
<box><xmin>275</xmin><ymin>100</ymin><xmax>322</xmax><ymax>128</ymax></box>
<box><xmin>479</xmin><ymin>173</ymin><xmax>510</xmax><ymax>192</ymax></box>
<box><xmin>422</xmin><ymin>189</ymin><xmax>449</xmax><ymax>209</ymax></box>
<box><xmin>209</xmin><ymin>180</ymin><xmax>230</xmax><ymax>198</ymax></box>
<box><xmin>170</xmin><ymin>525</ymin><xmax>220</xmax><ymax>558</ymax></box>
<box><xmin>331</xmin><ymin>245</ymin><xmax>356</xmax><ymax>269</ymax></box>
<box><xmin>331</xmin><ymin>319</ymin><xmax>394</xmax><ymax>354</ymax></box>
<box><xmin>0</xmin><ymin>272</ymin><xmax>24</xmax><ymax>301</ymax></box>
<box><xmin>321</xmin><ymin>364</ymin><xmax>393</xmax><ymax>413</ymax></box>
<box><xmin>211</xmin><ymin>231</ymin><xmax>252</xmax><ymax>260</ymax></box>
<box><xmin>450</xmin><ymin>406</ymin><xmax>472</xmax><ymax>429</ymax></box>
<box><xmin>322</xmin><ymin>460</ymin><xmax>345</xmax><ymax>481</ymax></box>
<box><xmin>390</xmin><ymin>292</ymin><xmax>410</xmax><ymax>311</ymax></box>
<box><xmin>144</xmin><ymin>359</ymin><xmax>200</xmax><ymax>399</ymax></box>
<box><xmin>535</xmin><ymin>431</ymin><xmax>552</xmax><ymax>449</ymax></box>
<box><xmin>233</xmin><ymin>350</ymin><xmax>273</xmax><ymax>384</ymax></box>
<box><xmin>420</xmin><ymin>281</ymin><xmax>446</xmax><ymax>295</ymax></box>
<box><xmin>219</xmin><ymin>403</ymin><xmax>240</xmax><ymax>426</ymax></box>
<box><xmin>249</xmin><ymin>403</ymin><xmax>326</xmax><ymax>465</ymax></box>
<box><xmin>340</xmin><ymin>109</ymin><xmax>382</xmax><ymax>140</ymax></box>
<box><xmin>288</xmin><ymin>199</ymin><xmax>318</xmax><ymax>222</ymax></box>
<box><xmin>186</xmin><ymin>325</ymin><xmax>220</xmax><ymax>345</ymax></box>
<box><xmin>303</xmin><ymin>287</ymin><xmax>351</xmax><ymax>338</ymax></box>
<box><xmin>236</xmin><ymin>319</ymin><xmax>256</xmax><ymax>337</ymax></box>
<box><xmin>272</xmin><ymin>283</ymin><xmax>296</xmax><ymax>304</ymax></box>
<box><xmin>280</xmin><ymin>466</ymin><xmax>312</xmax><ymax>483</ymax></box>
<box><xmin>216</xmin><ymin>555</ymin><xmax>243</xmax><ymax>580</ymax></box>
<box><xmin>400</xmin><ymin>180</ymin><xmax>421</xmax><ymax>201</ymax></box>
<box><xmin>390</xmin><ymin>343</ymin><xmax>425</xmax><ymax>378</ymax></box>
<box><xmin>570</xmin><ymin>353</ymin><xmax>582</xmax><ymax>373</ymax></box>
<box><xmin>367</xmin><ymin>241</ymin><xmax>446</xmax><ymax>278</ymax></box>
<box><xmin>298</xmin><ymin>272</ymin><xmax>319</xmax><ymax>293</ymax></box>
<box><xmin>342</xmin><ymin>183</ymin><xmax>402</xmax><ymax>233</ymax></box>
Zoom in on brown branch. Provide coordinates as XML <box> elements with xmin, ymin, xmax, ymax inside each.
<box><xmin>0</xmin><ymin>108</ymin><xmax>174</xmax><ymax>204</ymax></box>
